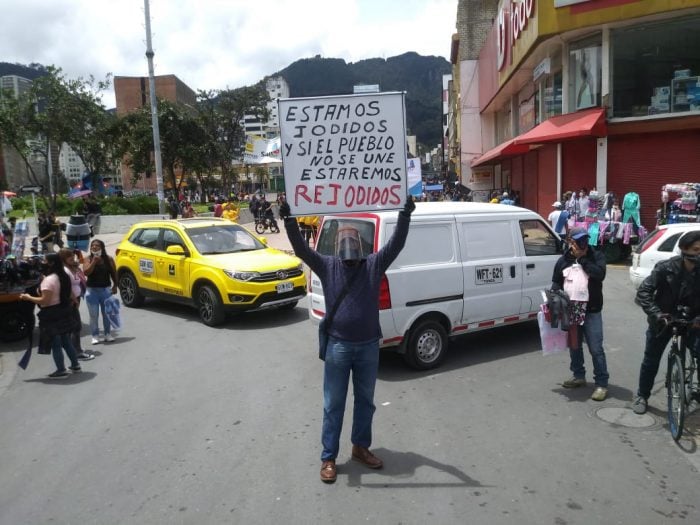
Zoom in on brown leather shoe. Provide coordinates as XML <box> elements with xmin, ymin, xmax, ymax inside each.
<box><xmin>320</xmin><ymin>460</ymin><xmax>337</xmax><ymax>483</ymax></box>
<box><xmin>351</xmin><ymin>445</ymin><xmax>383</xmax><ymax>469</ymax></box>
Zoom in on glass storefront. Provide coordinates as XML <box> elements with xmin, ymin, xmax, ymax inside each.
<box><xmin>569</xmin><ymin>35</ymin><xmax>602</xmax><ymax>112</ymax></box>
<box><xmin>612</xmin><ymin>16</ymin><xmax>700</xmax><ymax>118</ymax></box>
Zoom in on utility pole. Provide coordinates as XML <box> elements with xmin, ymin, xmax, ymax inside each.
<box><xmin>143</xmin><ymin>0</ymin><xmax>165</xmax><ymax>214</ymax></box>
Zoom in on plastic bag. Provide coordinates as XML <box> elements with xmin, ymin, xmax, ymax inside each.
<box><xmin>538</xmin><ymin>310</ymin><xmax>568</xmax><ymax>356</ymax></box>
<box><xmin>105</xmin><ymin>295</ymin><xmax>122</xmax><ymax>331</ymax></box>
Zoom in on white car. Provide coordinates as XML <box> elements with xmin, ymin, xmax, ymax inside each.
<box><xmin>629</xmin><ymin>223</ymin><xmax>700</xmax><ymax>288</ymax></box>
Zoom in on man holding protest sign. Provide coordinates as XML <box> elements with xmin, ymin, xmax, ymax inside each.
<box><xmin>278</xmin><ymin>91</ymin><xmax>414</xmax><ymax>483</ymax></box>
<box><xmin>280</xmin><ymin>196</ymin><xmax>414</xmax><ymax>483</ymax></box>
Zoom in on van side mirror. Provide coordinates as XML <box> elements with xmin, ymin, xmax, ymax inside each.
<box><xmin>166</xmin><ymin>245</ymin><xmax>186</xmax><ymax>256</ymax></box>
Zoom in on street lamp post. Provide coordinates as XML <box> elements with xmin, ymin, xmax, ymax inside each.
<box><xmin>143</xmin><ymin>0</ymin><xmax>165</xmax><ymax>215</ymax></box>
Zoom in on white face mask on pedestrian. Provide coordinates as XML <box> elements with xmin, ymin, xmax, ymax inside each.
<box><xmin>91</xmin><ymin>249</ymin><xmax>102</xmax><ymax>257</ymax></box>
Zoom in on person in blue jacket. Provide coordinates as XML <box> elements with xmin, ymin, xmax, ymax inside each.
<box><xmin>280</xmin><ymin>196</ymin><xmax>414</xmax><ymax>483</ymax></box>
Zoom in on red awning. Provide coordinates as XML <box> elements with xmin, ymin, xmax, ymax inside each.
<box><xmin>513</xmin><ymin>108</ymin><xmax>607</xmax><ymax>146</ymax></box>
<box><xmin>471</xmin><ymin>139</ymin><xmax>531</xmax><ymax>167</ymax></box>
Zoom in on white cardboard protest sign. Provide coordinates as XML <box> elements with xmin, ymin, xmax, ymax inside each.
<box><xmin>279</xmin><ymin>92</ymin><xmax>407</xmax><ymax>216</ymax></box>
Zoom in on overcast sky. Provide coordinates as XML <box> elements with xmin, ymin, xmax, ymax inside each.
<box><xmin>1</xmin><ymin>0</ymin><xmax>457</xmax><ymax>108</ymax></box>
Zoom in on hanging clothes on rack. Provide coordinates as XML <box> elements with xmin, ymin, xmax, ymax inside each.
<box><xmin>622</xmin><ymin>192</ymin><xmax>641</xmax><ymax>226</ymax></box>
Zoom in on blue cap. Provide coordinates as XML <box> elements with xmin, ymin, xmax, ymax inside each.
<box><xmin>570</xmin><ymin>226</ymin><xmax>589</xmax><ymax>240</ymax></box>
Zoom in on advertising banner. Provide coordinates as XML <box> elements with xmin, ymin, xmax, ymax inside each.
<box><xmin>244</xmin><ymin>136</ymin><xmax>282</xmax><ymax>164</ymax></box>
<box><xmin>279</xmin><ymin>92</ymin><xmax>408</xmax><ymax>216</ymax></box>
<box><xmin>407</xmin><ymin>158</ymin><xmax>422</xmax><ymax>196</ymax></box>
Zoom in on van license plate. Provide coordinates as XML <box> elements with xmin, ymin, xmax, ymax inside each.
<box><xmin>276</xmin><ymin>282</ymin><xmax>294</xmax><ymax>293</ymax></box>
<box><xmin>475</xmin><ymin>265</ymin><xmax>503</xmax><ymax>285</ymax></box>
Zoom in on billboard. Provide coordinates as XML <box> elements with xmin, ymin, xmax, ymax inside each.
<box><xmin>279</xmin><ymin>92</ymin><xmax>408</xmax><ymax>216</ymax></box>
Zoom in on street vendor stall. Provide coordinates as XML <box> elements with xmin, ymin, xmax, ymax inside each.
<box><xmin>567</xmin><ymin>190</ymin><xmax>648</xmax><ymax>262</ymax></box>
<box><xmin>658</xmin><ymin>182</ymin><xmax>700</xmax><ymax>226</ymax></box>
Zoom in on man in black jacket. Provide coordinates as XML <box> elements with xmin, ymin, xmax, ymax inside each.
<box><xmin>632</xmin><ymin>230</ymin><xmax>700</xmax><ymax>414</ymax></box>
<box><xmin>552</xmin><ymin>226</ymin><xmax>609</xmax><ymax>401</ymax></box>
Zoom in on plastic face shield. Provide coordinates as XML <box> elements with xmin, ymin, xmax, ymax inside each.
<box><xmin>335</xmin><ymin>227</ymin><xmax>364</xmax><ymax>261</ymax></box>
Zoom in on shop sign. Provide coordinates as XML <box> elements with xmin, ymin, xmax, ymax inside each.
<box><xmin>497</xmin><ymin>0</ymin><xmax>536</xmax><ymax>72</ymax></box>
<box><xmin>533</xmin><ymin>57</ymin><xmax>550</xmax><ymax>81</ymax></box>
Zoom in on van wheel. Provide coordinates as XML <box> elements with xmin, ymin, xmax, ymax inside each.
<box><xmin>404</xmin><ymin>319</ymin><xmax>447</xmax><ymax>370</ymax></box>
<box><xmin>196</xmin><ymin>284</ymin><xmax>226</xmax><ymax>326</ymax></box>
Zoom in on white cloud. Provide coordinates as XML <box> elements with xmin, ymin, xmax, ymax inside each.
<box><xmin>0</xmin><ymin>0</ymin><xmax>456</xmax><ymax>107</ymax></box>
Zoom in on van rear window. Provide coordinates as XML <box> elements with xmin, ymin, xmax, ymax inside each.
<box><xmin>317</xmin><ymin>219</ymin><xmax>376</xmax><ymax>257</ymax></box>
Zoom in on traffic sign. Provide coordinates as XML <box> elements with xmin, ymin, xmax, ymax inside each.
<box><xmin>20</xmin><ymin>185</ymin><xmax>43</xmax><ymax>194</ymax></box>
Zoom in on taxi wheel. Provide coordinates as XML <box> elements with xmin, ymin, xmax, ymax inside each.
<box><xmin>119</xmin><ymin>271</ymin><xmax>145</xmax><ymax>307</ymax></box>
<box><xmin>197</xmin><ymin>284</ymin><xmax>226</xmax><ymax>326</ymax></box>
<box><xmin>404</xmin><ymin>319</ymin><xmax>447</xmax><ymax>370</ymax></box>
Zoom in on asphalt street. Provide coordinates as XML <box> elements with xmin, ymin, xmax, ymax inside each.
<box><xmin>1</xmin><ymin>228</ymin><xmax>699</xmax><ymax>524</ymax></box>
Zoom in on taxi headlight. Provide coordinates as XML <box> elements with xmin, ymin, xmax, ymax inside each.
<box><xmin>223</xmin><ymin>269</ymin><xmax>260</xmax><ymax>282</ymax></box>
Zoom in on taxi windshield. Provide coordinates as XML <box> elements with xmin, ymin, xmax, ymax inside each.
<box><xmin>187</xmin><ymin>225</ymin><xmax>265</xmax><ymax>255</ymax></box>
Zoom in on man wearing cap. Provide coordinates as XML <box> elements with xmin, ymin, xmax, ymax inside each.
<box><xmin>548</xmin><ymin>201</ymin><xmax>569</xmax><ymax>237</ymax></box>
<box><xmin>551</xmin><ymin>226</ymin><xmax>609</xmax><ymax>401</ymax></box>
<box><xmin>279</xmin><ymin>196</ymin><xmax>415</xmax><ymax>483</ymax></box>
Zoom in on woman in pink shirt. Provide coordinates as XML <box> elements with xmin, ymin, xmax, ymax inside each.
<box><xmin>19</xmin><ymin>253</ymin><xmax>82</xmax><ymax>378</ymax></box>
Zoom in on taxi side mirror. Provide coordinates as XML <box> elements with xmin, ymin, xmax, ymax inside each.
<box><xmin>166</xmin><ymin>245</ymin><xmax>186</xmax><ymax>256</ymax></box>
<box><xmin>258</xmin><ymin>236</ymin><xmax>268</xmax><ymax>245</ymax></box>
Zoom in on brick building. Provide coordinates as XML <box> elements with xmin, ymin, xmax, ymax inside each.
<box><xmin>113</xmin><ymin>74</ymin><xmax>196</xmax><ymax>193</ymax></box>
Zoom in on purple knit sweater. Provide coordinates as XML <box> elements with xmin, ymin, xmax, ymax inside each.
<box><xmin>285</xmin><ymin>213</ymin><xmax>410</xmax><ymax>342</ymax></box>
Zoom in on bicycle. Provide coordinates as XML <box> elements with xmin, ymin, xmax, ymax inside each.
<box><xmin>254</xmin><ymin>210</ymin><xmax>280</xmax><ymax>234</ymax></box>
<box><xmin>665</xmin><ymin>307</ymin><xmax>700</xmax><ymax>441</ymax></box>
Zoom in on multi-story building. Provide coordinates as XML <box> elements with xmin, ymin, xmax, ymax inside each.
<box><xmin>58</xmin><ymin>143</ymin><xmax>86</xmax><ymax>187</ymax></box>
<box><xmin>461</xmin><ymin>0</ymin><xmax>700</xmax><ymax>228</ymax></box>
<box><xmin>0</xmin><ymin>75</ymin><xmax>42</xmax><ymax>191</ymax></box>
<box><xmin>243</xmin><ymin>76</ymin><xmax>290</xmax><ymax>139</ymax></box>
<box><xmin>113</xmin><ymin>74</ymin><xmax>197</xmax><ymax>193</ymax></box>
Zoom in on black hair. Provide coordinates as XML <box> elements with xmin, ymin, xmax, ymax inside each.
<box><xmin>678</xmin><ymin>230</ymin><xmax>700</xmax><ymax>250</ymax></box>
<box><xmin>45</xmin><ymin>252</ymin><xmax>72</xmax><ymax>305</ymax></box>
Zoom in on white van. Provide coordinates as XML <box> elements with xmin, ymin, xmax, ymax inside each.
<box><xmin>309</xmin><ymin>202</ymin><xmax>562</xmax><ymax>369</ymax></box>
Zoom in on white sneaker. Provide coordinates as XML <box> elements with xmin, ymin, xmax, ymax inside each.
<box><xmin>105</xmin><ymin>334</ymin><xmax>115</xmax><ymax>342</ymax></box>
<box><xmin>91</xmin><ymin>337</ymin><xmax>100</xmax><ymax>345</ymax></box>
<box><xmin>98</xmin><ymin>335</ymin><xmax>105</xmax><ymax>342</ymax></box>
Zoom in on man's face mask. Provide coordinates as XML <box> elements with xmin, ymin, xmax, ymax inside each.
<box><xmin>335</xmin><ymin>228</ymin><xmax>363</xmax><ymax>262</ymax></box>
<box><xmin>681</xmin><ymin>252</ymin><xmax>700</xmax><ymax>266</ymax></box>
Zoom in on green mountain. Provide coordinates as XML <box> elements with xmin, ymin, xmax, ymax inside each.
<box><xmin>275</xmin><ymin>52</ymin><xmax>451</xmax><ymax>150</ymax></box>
<box><xmin>0</xmin><ymin>62</ymin><xmax>49</xmax><ymax>80</ymax></box>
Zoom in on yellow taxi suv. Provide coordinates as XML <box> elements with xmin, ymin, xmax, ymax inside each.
<box><xmin>115</xmin><ymin>218</ymin><xmax>306</xmax><ymax>326</ymax></box>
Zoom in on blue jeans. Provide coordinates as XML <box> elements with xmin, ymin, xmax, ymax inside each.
<box><xmin>569</xmin><ymin>311</ymin><xmax>609</xmax><ymax>387</ymax></box>
<box><xmin>86</xmin><ymin>287</ymin><xmax>112</xmax><ymax>337</ymax></box>
<box><xmin>321</xmin><ymin>336</ymin><xmax>379</xmax><ymax>461</ymax></box>
<box><xmin>637</xmin><ymin>327</ymin><xmax>699</xmax><ymax>399</ymax></box>
<box><xmin>52</xmin><ymin>332</ymin><xmax>79</xmax><ymax>371</ymax></box>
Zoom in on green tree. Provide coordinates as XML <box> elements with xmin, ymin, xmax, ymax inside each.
<box><xmin>196</xmin><ymin>84</ymin><xmax>270</xmax><ymax>196</ymax></box>
<box><xmin>116</xmin><ymin>99</ymin><xmax>208</xmax><ymax>192</ymax></box>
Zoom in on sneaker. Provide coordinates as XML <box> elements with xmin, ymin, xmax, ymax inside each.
<box><xmin>591</xmin><ymin>387</ymin><xmax>608</xmax><ymax>401</ymax></box>
<box><xmin>91</xmin><ymin>337</ymin><xmax>100</xmax><ymax>345</ymax></box>
<box><xmin>631</xmin><ymin>396</ymin><xmax>648</xmax><ymax>415</ymax></box>
<box><xmin>48</xmin><ymin>370</ymin><xmax>69</xmax><ymax>379</ymax></box>
<box><xmin>77</xmin><ymin>352</ymin><xmax>95</xmax><ymax>361</ymax></box>
<box><xmin>69</xmin><ymin>365</ymin><xmax>82</xmax><ymax>373</ymax></box>
<box><xmin>98</xmin><ymin>335</ymin><xmax>105</xmax><ymax>342</ymax></box>
<box><xmin>105</xmin><ymin>334</ymin><xmax>115</xmax><ymax>342</ymax></box>
<box><xmin>562</xmin><ymin>377</ymin><xmax>586</xmax><ymax>388</ymax></box>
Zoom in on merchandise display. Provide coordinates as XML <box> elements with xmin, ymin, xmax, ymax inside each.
<box><xmin>658</xmin><ymin>182</ymin><xmax>700</xmax><ymax>226</ymax></box>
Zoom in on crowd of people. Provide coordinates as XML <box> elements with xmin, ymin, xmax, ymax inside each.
<box><xmin>17</xmin><ymin>238</ymin><xmax>119</xmax><ymax>379</ymax></box>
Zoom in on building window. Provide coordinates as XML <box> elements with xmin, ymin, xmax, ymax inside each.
<box><xmin>612</xmin><ymin>16</ymin><xmax>700</xmax><ymax>118</ymax></box>
<box><xmin>569</xmin><ymin>34</ymin><xmax>602</xmax><ymax>111</ymax></box>
<box><xmin>495</xmin><ymin>103</ymin><xmax>512</xmax><ymax>145</ymax></box>
<box><xmin>518</xmin><ymin>84</ymin><xmax>537</xmax><ymax>133</ymax></box>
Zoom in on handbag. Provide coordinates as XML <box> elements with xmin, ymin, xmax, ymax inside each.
<box><xmin>537</xmin><ymin>308</ymin><xmax>568</xmax><ymax>356</ymax></box>
<box><xmin>318</xmin><ymin>268</ymin><xmax>361</xmax><ymax>361</ymax></box>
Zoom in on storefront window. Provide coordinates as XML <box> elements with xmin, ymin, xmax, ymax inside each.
<box><xmin>544</xmin><ymin>71</ymin><xmax>563</xmax><ymax>119</ymax></box>
<box><xmin>569</xmin><ymin>35</ymin><xmax>602</xmax><ymax>111</ymax></box>
<box><xmin>535</xmin><ymin>54</ymin><xmax>562</xmax><ymax>124</ymax></box>
<box><xmin>518</xmin><ymin>85</ymin><xmax>537</xmax><ymax>133</ymax></box>
<box><xmin>495</xmin><ymin>104</ymin><xmax>512</xmax><ymax>145</ymax></box>
<box><xmin>612</xmin><ymin>16</ymin><xmax>700</xmax><ymax>118</ymax></box>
